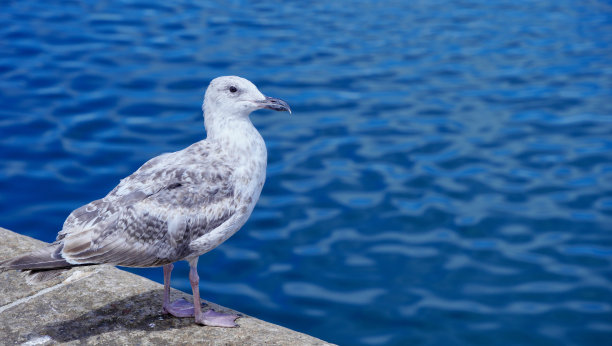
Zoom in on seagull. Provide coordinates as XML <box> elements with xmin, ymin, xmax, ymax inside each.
<box><xmin>0</xmin><ymin>76</ymin><xmax>291</xmax><ymax>327</ymax></box>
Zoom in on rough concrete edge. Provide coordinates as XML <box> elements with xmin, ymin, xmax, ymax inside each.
<box><xmin>0</xmin><ymin>227</ymin><xmax>334</xmax><ymax>345</ymax></box>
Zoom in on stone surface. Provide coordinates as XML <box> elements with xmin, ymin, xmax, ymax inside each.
<box><xmin>0</xmin><ymin>227</ymin><xmax>332</xmax><ymax>345</ymax></box>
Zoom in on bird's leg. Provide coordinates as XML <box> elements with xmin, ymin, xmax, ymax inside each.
<box><xmin>161</xmin><ymin>263</ymin><xmax>198</xmax><ymax>317</ymax></box>
<box><xmin>162</xmin><ymin>263</ymin><xmax>173</xmax><ymax>313</ymax></box>
<box><xmin>189</xmin><ymin>257</ymin><xmax>239</xmax><ymax>327</ymax></box>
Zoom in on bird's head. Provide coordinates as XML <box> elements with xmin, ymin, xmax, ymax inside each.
<box><xmin>203</xmin><ymin>76</ymin><xmax>291</xmax><ymax>118</ymax></box>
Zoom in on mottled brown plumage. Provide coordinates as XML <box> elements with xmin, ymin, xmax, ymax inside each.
<box><xmin>1</xmin><ymin>76</ymin><xmax>291</xmax><ymax>327</ymax></box>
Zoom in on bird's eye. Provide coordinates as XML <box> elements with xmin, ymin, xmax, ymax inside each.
<box><xmin>229</xmin><ymin>86</ymin><xmax>237</xmax><ymax>93</ymax></box>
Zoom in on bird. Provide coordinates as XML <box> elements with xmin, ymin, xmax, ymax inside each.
<box><xmin>0</xmin><ymin>76</ymin><xmax>291</xmax><ymax>327</ymax></box>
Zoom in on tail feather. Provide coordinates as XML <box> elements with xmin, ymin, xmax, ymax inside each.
<box><xmin>1</xmin><ymin>242</ymin><xmax>82</xmax><ymax>283</ymax></box>
<box><xmin>1</xmin><ymin>242</ymin><xmax>72</xmax><ymax>272</ymax></box>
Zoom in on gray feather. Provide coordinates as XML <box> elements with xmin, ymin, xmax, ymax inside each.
<box><xmin>50</xmin><ymin>140</ymin><xmax>247</xmax><ymax>268</ymax></box>
<box><xmin>1</xmin><ymin>243</ymin><xmax>71</xmax><ymax>270</ymax></box>
<box><xmin>3</xmin><ymin>76</ymin><xmax>271</xmax><ymax>277</ymax></box>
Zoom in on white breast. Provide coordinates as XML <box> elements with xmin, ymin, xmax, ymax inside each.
<box><xmin>188</xmin><ymin>121</ymin><xmax>267</xmax><ymax>256</ymax></box>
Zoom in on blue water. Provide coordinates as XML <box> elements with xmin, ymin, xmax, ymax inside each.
<box><xmin>1</xmin><ymin>0</ymin><xmax>612</xmax><ymax>344</ymax></box>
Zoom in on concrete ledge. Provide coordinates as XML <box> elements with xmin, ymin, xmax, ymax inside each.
<box><xmin>0</xmin><ymin>227</ymin><xmax>332</xmax><ymax>345</ymax></box>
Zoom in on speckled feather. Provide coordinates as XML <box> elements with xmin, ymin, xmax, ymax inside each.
<box><xmin>1</xmin><ymin>76</ymin><xmax>276</xmax><ymax>277</ymax></box>
<box><xmin>58</xmin><ymin>140</ymin><xmax>251</xmax><ymax>267</ymax></box>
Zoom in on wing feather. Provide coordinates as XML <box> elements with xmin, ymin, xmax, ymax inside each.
<box><xmin>57</xmin><ymin>141</ymin><xmax>239</xmax><ymax>267</ymax></box>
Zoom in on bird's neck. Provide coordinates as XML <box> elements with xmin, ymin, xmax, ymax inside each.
<box><xmin>204</xmin><ymin>111</ymin><xmax>267</xmax><ymax>160</ymax></box>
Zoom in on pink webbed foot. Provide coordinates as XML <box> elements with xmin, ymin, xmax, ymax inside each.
<box><xmin>163</xmin><ymin>298</ymin><xmax>206</xmax><ymax>318</ymax></box>
<box><xmin>197</xmin><ymin>309</ymin><xmax>240</xmax><ymax>328</ymax></box>
<box><xmin>164</xmin><ymin>259</ymin><xmax>240</xmax><ymax>327</ymax></box>
<box><xmin>163</xmin><ymin>298</ymin><xmax>240</xmax><ymax>327</ymax></box>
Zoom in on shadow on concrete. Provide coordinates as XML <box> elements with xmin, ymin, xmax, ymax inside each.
<box><xmin>41</xmin><ymin>289</ymin><xmax>211</xmax><ymax>343</ymax></box>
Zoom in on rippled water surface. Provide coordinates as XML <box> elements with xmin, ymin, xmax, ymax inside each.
<box><xmin>1</xmin><ymin>0</ymin><xmax>612</xmax><ymax>344</ymax></box>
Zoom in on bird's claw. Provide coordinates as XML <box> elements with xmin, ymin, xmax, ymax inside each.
<box><xmin>196</xmin><ymin>309</ymin><xmax>240</xmax><ymax>328</ymax></box>
<box><xmin>163</xmin><ymin>298</ymin><xmax>205</xmax><ymax>318</ymax></box>
<box><xmin>163</xmin><ymin>298</ymin><xmax>239</xmax><ymax>327</ymax></box>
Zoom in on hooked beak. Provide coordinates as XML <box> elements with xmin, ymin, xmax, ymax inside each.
<box><xmin>256</xmin><ymin>96</ymin><xmax>292</xmax><ymax>114</ymax></box>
